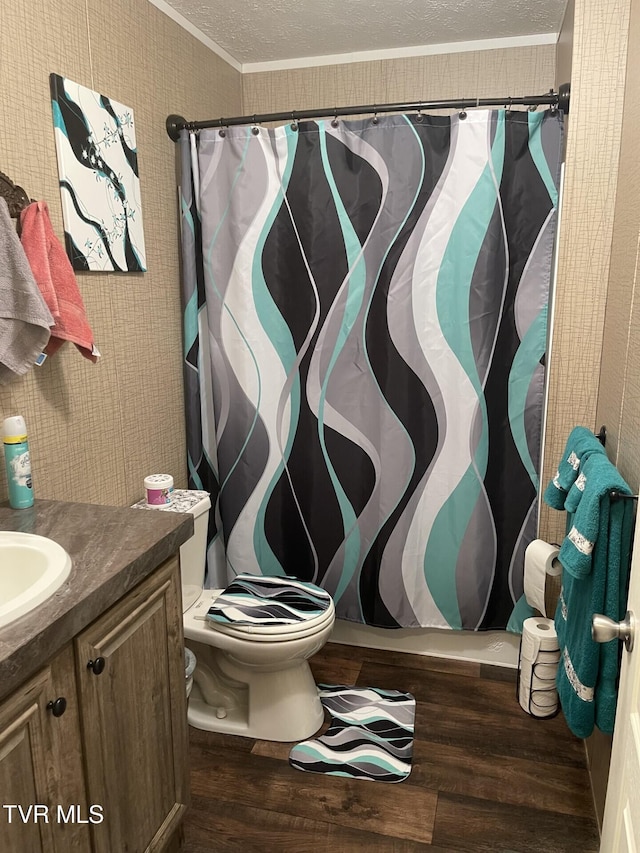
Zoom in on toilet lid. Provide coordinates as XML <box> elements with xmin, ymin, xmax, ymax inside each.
<box><xmin>206</xmin><ymin>574</ymin><xmax>333</xmax><ymax>634</ymax></box>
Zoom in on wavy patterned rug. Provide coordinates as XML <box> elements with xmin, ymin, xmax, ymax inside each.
<box><xmin>289</xmin><ymin>684</ymin><xmax>415</xmax><ymax>783</ymax></box>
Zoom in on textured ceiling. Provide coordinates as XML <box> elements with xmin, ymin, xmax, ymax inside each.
<box><xmin>157</xmin><ymin>0</ymin><xmax>567</xmax><ymax>66</ymax></box>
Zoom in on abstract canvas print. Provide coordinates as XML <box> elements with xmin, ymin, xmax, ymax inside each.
<box><xmin>50</xmin><ymin>74</ymin><xmax>147</xmax><ymax>272</ymax></box>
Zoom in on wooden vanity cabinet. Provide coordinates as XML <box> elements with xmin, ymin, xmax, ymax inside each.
<box><xmin>76</xmin><ymin>555</ymin><xmax>189</xmax><ymax>853</ymax></box>
<box><xmin>0</xmin><ymin>555</ymin><xmax>188</xmax><ymax>853</ymax></box>
<box><xmin>0</xmin><ymin>645</ymin><xmax>90</xmax><ymax>853</ymax></box>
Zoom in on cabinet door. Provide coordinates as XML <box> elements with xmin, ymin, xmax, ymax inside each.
<box><xmin>0</xmin><ymin>646</ymin><xmax>90</xmax><ymax>853</ymax></box>
<box><xmin>76</xmin><ymin>556</ymin><xmax>189</xmax><ymax>853</ymax></box>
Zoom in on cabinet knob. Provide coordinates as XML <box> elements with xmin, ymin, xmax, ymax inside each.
<box><xmin>87</xmin><ymin>657</ymin><xmax>106</xmax><ymax>675</ymax></box>
<box><xmin>46</xmin><ymin>697</ymin><xmax>67</xmax><ymax>717</ymax></box>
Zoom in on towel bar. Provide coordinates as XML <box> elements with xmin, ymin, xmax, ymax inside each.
<box><xmin>593</xmin><ymin>430</ymin><xmax>637</xmax><ymax>499</ymax></box>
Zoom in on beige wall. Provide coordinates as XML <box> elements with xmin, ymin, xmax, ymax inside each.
<box><xmin>0</xmin><ymin>0</ymin><xmax>242</xmax><ymax>507</ymax></box>
<box><xmin>243</xmin><ymin>45</ymin><xmax>556</xmax><ymax>114</ymax></box>
<box><xmin>598</xmin><ymin>0</ymin><xmax>640</xmax><ymax>485</ymax></box>
<box><xmin>540</xmin><ymin>0</ymin><xmax>632</xmax><ymax>546</ymax></box>
<box><xmin>556</xmin><ymin>0</ymin><xmax>575</xmax><ymax>90</ymax></box>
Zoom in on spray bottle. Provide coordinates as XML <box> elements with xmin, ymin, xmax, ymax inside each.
<box><xmin>2</xmin><ymin>416</ymin><xmax>34</xmax><ymax>509</ymax></box>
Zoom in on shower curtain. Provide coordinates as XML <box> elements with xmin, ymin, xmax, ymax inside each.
<box><xmin>178</xmin><ymin>109</ymin><xmax>563</xmax><ymax>631</ymax></box>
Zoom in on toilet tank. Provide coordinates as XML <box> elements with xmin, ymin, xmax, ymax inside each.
<box><xmin>131</xmin><ymin>489</ymin><xmax>211</xmax><ymax>611</ymax></box>
<box><xmin>176</xmin><ymin>491</ymin><xmax>211</xmax><ymax>609</ymax></box>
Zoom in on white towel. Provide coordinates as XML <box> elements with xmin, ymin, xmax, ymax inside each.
<box><xmin>0</xmin><ymin>197</ymin><xmax>53</xmax><ymax>384</ymax></box>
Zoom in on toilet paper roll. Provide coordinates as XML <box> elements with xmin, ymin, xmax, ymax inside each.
<box><xmin>518</xmin><ymin>682</ymin><xmax>558</xmax><ymax>717</ymax></box>
<box><xmin>520</xmin><ymin>617</ymin><xmax>560</xmax><ymax>662</ymax></box>
<box><xmin>520</xmin><ymin>657</ymin><xmax>560</xmax><ymax>691</ymax></box>
<box><xmin>518</xmin><ymin>616</ymin><xmax>560</xmax><ymax>717</ymax></box>
<box><xmin>520</xmin><ymin>644</ymin><xmax>561</xmax><ymax>669</ymax></box>
<box><xmin>524</xmin><ymin>540</ymin><xmax>562</xmax><ymax>616</ymax></box>
<box><xmin>521</xmin><ymin>657</ymin><xmax>559</xmax><ymax>680</ymax></box>
<box><xmin>521</xmin><ymin>684</ymin><xmax>558</xmax><ymax>708</ymax></box>
<box><xmin>519</xmin><ymin>682</ymin><xmax>558</xmax><ymax>717</ymax></box>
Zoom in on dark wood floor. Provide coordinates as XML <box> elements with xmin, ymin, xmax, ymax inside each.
<box><xmin>182</xmin><ymin>642</ymin><xmax>599</xmax><ymax>852</ymax></box>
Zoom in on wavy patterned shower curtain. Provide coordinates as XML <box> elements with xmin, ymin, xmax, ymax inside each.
<box><xmin>178</xmin><ymin>109</ymin><xmax>563</xmax><ymax>631</ymax></box>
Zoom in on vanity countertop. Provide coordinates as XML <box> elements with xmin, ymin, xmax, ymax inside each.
<box><xmin>0</xmin><ymin>499</ymin><xmax>193</xmax><ymax>703</ymax></box>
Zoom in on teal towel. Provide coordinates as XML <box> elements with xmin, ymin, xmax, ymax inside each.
<box><xmin>542</xmin><ymin>426</ymin><xmax>606</xmax><ymax>510</ymax></box>
<box><xmin>553</xmin><ymin>454</ymin><xmax>633</xmax><ymax>738</ymax></box>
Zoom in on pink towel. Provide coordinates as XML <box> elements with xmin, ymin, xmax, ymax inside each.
<box><xmin>20</xmin><ymin>201</ymin><xmax>99</xmax><ymax>363</ymax></box>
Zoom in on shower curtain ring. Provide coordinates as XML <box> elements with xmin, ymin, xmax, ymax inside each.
<box><xmin>290</xmin><ymin>111</ymin><xmax>299</xmax><ymax>131</ymax></box>
<box><xmin>371</xmin><ymin>110</ymin><xmax>379</xmax><ymax>125</ymax></box>
<box><xmin>415</xmin><ymin>102</ymin><xmax>424</xmax><ymax>123</ymax></box>
<box><xmin>218</xmin><ymin>118</ymin><xmax>226</xmax><ymax>138</ymax></box>
<box><xmin>459</xmin><ymin>102</ymin><xmax>467</xmax><ymax>120</ymax></box>
<box><xmin>251</xmin><ymin>115</ymin><xmax>259</xmax><ymax>135</ymax></box>
<box><xmin>331</xmin><ymin>108</ymin><xmax>339</xmax><ymax>128</ymax></box>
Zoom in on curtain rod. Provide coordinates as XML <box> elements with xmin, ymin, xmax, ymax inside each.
<box><xmin>166</xmin><ymin>82</ymin><xmax>570</xmax><ymax>141</ymax></box>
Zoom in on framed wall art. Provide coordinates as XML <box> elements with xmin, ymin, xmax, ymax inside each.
<box><xmin>50</xmin><ymin>73</ymin><xmax>147</xmax><ymax>272</ymax></box>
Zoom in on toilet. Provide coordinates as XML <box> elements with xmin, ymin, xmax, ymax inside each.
<box><xmin>135</xmin><ymin>489</ymin><xmax>335</xmax><ymax>742</ymax></box>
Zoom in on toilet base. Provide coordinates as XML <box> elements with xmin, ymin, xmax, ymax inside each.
<box><xmin>186</xmin><ymin>640</ymin><xmax>325</xmax><ymax>742</ymax></box>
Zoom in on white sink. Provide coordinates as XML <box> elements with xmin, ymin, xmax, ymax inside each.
<box><xmin>0</xmin><ymin>532</ymin><xmax>72</xmax><ymax>629</ymax></box>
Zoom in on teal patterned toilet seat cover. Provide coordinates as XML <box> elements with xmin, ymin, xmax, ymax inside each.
<box><xmin>206</xmin><ymin>574</ymin><xmax>332</xmax><ymax>627</ymax></box>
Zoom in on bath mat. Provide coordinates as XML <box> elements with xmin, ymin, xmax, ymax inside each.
<box><xmin>289</xmin><ymin>684</ymin><xmax>415</xmax><ymax>783</ymax></box>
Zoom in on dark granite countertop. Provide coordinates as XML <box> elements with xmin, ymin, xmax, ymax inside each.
<box><xmin>0</xmin><ymin>499</ymin><xmax>193</xmax><ymax>703</ymax></box>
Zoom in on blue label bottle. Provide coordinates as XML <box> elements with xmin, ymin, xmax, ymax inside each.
<box><xmin>3</xmin><ymin>416</ymin><xmax>34</xmax><ymax>509</ymax></box>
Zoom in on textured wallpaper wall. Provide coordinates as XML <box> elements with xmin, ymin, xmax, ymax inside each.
<box><xmin>541</xmin><ymin>0</ymin><xmax>631</xmax><ymax>545</ymax></box>
<box><xmin>242</xmin><ymin>45</ymin><xmax>556</xmax><ymax>115</ymax></box>
<box><xmin>597</xmin><ymin>0</ymin><xmax>640</xmax><ymax>488</ymax></box>
<box><xmin>0</xmin><ymin>0</ymin><xmax>241</xmax><ymax>507</ymax></box>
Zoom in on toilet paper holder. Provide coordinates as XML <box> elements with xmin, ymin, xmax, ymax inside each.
<box><xmin>515</xmin><ymin>638</ymin><xmax>561</xmax><ymax>720</ymax></box>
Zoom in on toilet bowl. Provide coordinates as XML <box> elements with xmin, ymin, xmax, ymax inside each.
<box><xmin>135</xmin><ymin>489</ymin><xmax>335</xmax><ymax>742</ymax></box>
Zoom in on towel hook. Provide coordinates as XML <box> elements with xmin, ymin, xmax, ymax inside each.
<box><xmin>0</xmin><ymin>170</ymin><xmax>33</xmax><ymax>218</ymax></box>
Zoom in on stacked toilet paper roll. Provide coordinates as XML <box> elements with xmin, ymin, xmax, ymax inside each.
<box><xmin>518</xmin><ymin>617</ymin><xmax>561</xmax><ymax>718</ymax></box>
<box><xmin>523</xmin><ymin>539</ymin><xmax>562</xmax><ymax>617</ymax></box>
